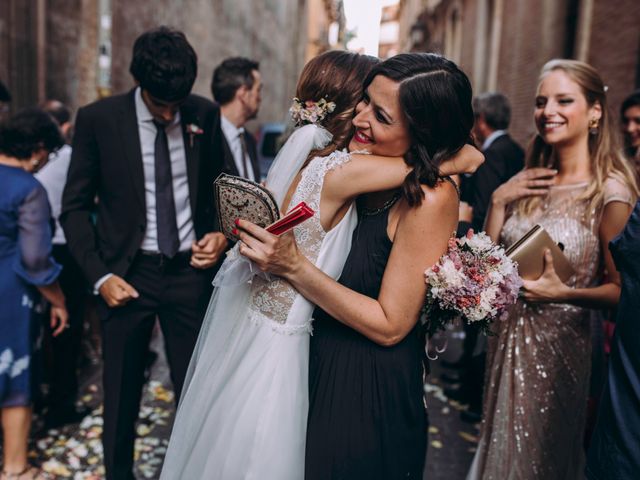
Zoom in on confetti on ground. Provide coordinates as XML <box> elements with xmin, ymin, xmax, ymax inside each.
<box><xmin>449</xmin><ymin>400</ymin><xmax>468</xmax><ymax>411</ymax></box>
<box><xmin>25</xmin><ymin>366</ymin><xmax>175</xmax><ymax>479</ymax></box>
<box><xmin>431</xmin><ymin>440</ymin><xmax>443</xmax><ymax>449</ymax></box>
<box><xmin>458</xmin><ymin>431</ymin><xmax>479</xmax><ymax>443</ymax></box>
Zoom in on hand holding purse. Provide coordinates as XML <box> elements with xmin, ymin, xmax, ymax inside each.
<box><xmin>505</xmin><ymin>224</ymin><xmax>576</xmax><ymax>283</ymax></box>
<box><xmin>214</xmin><ymin>174</ymin><xmax>314</xmax><ymax>241</ymax></box>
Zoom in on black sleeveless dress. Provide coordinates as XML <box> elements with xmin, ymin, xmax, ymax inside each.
<box><xmin>305</xmin><ymin>197</ymin><xmax>427</xmax><ymax>480</ymax></box>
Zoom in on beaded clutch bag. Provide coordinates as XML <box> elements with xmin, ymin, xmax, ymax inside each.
<box><xmin>214</xmin><ymin>174</ymin><xmax>315</xmax><ymax>241</ymax></box>
<box><xmin>214</xmin><ymin>174</ymin><xmax>279</xmax><ymax>241</ymax></box>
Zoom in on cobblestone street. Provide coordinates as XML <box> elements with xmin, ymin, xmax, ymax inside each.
<box><xmin>27</xmin><ymin>325</ymin><xmax>477</xmax><ymax>479</ymax></box>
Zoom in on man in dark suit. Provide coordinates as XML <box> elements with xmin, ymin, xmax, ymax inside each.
<box><xmin>61</xmin><ymin>27</ymin><xmax>227</xmax><ymax>480</ymax></box>
<box><xmin>447</xmin><ymin>92</ymin><xmax>525</xmax><ymax>422</ymax></box>
<box><xmin>458</xmin><ymin>92</ymin><xmax>525</xmax><ymax>234</ymax></box>
<box><xmin>211</xmin><ymin>57</ymin><xmax>262</xmax><ymax>181</ymax></box>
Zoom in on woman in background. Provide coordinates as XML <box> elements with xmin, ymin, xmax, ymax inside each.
<box><xmin>0</xmin><ymin>108</ymin><xmax>68</xmax><ymax>479</ymax></box>
<box><xmin>469</xmin><ymin>59</ymin><xmax>638</xmax><ymax>479</ymax></box>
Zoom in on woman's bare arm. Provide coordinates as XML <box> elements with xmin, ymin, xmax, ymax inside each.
<box><xmin>324</xmin><ymin>145</ymin><xmax>482</xmax><ymax>205</ymax></box>
<box><xmin>238</xmin><ymin>181</ymin><xmax>459</xmax><ymax>345</ymax></box>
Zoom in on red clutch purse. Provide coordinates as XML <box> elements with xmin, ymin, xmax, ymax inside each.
<box><xmin>266</xmin><ymin>202</ymin><xmax>315</xmax><ymax>235</ymax></box>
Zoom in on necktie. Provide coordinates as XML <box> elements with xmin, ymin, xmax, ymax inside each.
<box><xmin>238</xmin><ymin>131</ymin><xmax>251</xmax><ymax>179</ymax></box>
<box><xmin>153</xmin><ymin>120</ymin><xmax>180</xmax><ymax>258</ymax></box>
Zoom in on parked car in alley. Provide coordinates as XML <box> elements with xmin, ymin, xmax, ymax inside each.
<box><xmin>255</xmin><ymin>122</ymin><xmax>285</xmax><ymax>181</ymax></box>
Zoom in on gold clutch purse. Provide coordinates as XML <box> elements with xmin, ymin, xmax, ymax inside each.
<box><xmin>214</xmin><ymin>173</ymin><xmax>279</xmax><ymax>241</ymax></box>
<box><xmin>505</xmin><ymin>224</ymin><xmax>576</xmax><ymax>282</ymax></box>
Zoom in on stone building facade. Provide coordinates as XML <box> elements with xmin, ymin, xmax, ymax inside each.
<box><xmin>0</xmin><ymin>0</ymin><xmax>342</xmax><ymax>126</ymax></box>
<box><xmin>398</xmin><ymin>0</ymin><xmax>640</xmax><ymax>146</ymax></box>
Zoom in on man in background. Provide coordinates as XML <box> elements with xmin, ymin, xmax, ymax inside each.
<box><xmin>61</xmin><ymin>27</ymin><xmax>226</xmax><ymax>479</ymax></box>
<box><xmin>211</xmin><ymin>57</ymin><xmax>262</xmax><ymax>181</ymax></box>
<box><xmin>35</xmin><ymin>100</ymin><xmax>90</xmax><ymax>429</ymax></box>
<box><xmin>458</xmin><ymin>92</ymin><xmax>525</xmax><ymax>233</ymax></box>
<box><xmin>447</xmin><ymin>92</ymin><xmax>525</xmax><ymax>422</ymax></box>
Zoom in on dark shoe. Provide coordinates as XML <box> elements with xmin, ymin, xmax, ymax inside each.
<box><xmin>440</xmin><ymin>371</ymin><xmax>462</xmax><ymax>384</ymax></box>
<box><xmin>444</xmin><ymin>386</ymin><xmax>470</xmax><ymax>404</ymax></box>
<box><xmin>44</xmin><ymin>406</ymin><xmax>91</xmax><ymax>429</ymax></box>
<box><xmin>460</xmin><ymin>408</ymin><xmax>482</xmax><ymax>424</ymax></box>
<box><xmin>441</xmin><ymin>358</ymin><xmax>464</xmax><ymax>369</ymax></box>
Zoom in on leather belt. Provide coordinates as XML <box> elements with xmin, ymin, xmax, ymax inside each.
<box><xmin>137</xmin><ymin>249</ymin><xmax>192</xmax><ymax>268</ymax></box>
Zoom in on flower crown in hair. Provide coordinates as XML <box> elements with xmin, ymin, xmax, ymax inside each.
<box><xmin>289</xmin><ymin>97</ymin><xmax>336</xmax><ymax>127</ymax></box>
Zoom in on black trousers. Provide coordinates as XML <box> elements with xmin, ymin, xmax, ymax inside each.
<box><xmin>100</xmin><ymin>251</ymin><xmax>213</xmax><ymax>480</ymax></box>
<box><xmin>46</xmin><ymin>244</ymin><xmax>87</xmax><ymax>412</ymax></box>
<box><xmin>459</xmin><ymin>321</ymin><xmax>484</xmax><ymax>412</ymax></box>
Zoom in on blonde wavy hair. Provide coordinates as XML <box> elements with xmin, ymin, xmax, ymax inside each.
<box><xmin>517</xmin><ymin>59</ymin><xmax>639</xmax><ymax>216</ymax></box>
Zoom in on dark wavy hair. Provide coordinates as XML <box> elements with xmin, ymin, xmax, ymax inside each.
<box><xmin>211</xmin><ymin>57</ymin><xmax>260</xmax><ymax>105</ymax></box>
<box><xmin>363</xmin><ymin>53</ymin><xmax>475</xmax><ymax>206</ymax></box>
<box><xmin>0</xmin><ymin>108</ymin><xmax>64</xmax><ymax>160</ymax></box>
<box><xmin>129</xmin><ymin>26</ymin><xmax>197</xmax><ymax>102</ymax></box>
<box><xmin>295</xmin><ymin>50</ymin><xmax>379</xmax><ymax>160</ymax></box>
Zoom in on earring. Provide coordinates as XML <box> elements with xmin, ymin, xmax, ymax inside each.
<box><xmin>589</xmin><ymin>118</ymin><xmax>599</xmax><ymax>135</ymax></box>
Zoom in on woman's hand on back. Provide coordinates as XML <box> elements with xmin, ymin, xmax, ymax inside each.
<box><xmin>491</xmin><ymin>168</ymin><xmax>557</xmax><ymax>207</ymax></box>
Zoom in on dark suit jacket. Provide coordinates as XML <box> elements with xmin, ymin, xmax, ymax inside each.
<box><xmin>217</xmin><ymin>110</ymin><xmax>260</xmax><ymax>182</ymax></box>
<box><xmin>61</xmin><ymin>90</ymin><xmax>224</xmax><ymax>285</ymax></box>
<box><xmin>459</xmin><ymin>133</ymin><xmax>525</xmax><ymax>235</ymax></box>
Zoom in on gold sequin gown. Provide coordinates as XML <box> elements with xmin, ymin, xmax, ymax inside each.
<box><xmin>467</xmin><ymin>177</ymin><xmax>634</xmax><ymax>480</ymax></box>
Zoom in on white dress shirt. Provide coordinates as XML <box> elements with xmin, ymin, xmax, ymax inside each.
<box><xmin>220</xmin><ymin>114</ymin><xmax>252</xmax><ymax>179</ymax></box>
<box><xmin>35</xmin><ymin>144</ymin><xmax>72</xmax><ymax>245</ymax></box>
<box><xmin>481</xmin><ymin>129</ymin><xmax>507</xmax><ymax>152</ymax></box>
<box><xmin>94</xmin><ymin>88</ymin><xmax>196</xmax><ymax>292</ymax></box>
<box><xmin>135</xmin><ymin>87</ymin><xmax>195</xmax><ymax>253</ymax></box>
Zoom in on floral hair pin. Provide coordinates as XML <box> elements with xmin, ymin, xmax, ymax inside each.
<box><xmin>289</xmin><ymin>97</ymin><xmax>336</xmax><ymax>127</ymax></box>
<box><xmin>187</xmin><ymin>123</ymin><xmax>204</xmax><ymax>147</ymax></box>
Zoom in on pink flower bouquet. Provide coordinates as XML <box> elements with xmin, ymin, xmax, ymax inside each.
<box><xmin>423</xmin><ymin>230</ymin><xmax>522</xmax><ymax>336</ymax></box>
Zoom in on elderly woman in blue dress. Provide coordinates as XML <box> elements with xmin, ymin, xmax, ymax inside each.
<box><xmin>0</xmin><ymin>108</ymin><xmax>67</xmax><ymax>479</ymax></box>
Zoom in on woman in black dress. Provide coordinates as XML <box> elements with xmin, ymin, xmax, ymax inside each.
<box><xmin>238</xmin><ymin>53</ymin><xmax>475</xmax><ymax>479</ymax></box>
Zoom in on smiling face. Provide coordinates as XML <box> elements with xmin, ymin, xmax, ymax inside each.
<box><xmin>534</xmin><ymin>69</ymin><xmax>601</xmax><ymax>147</ymax></box>
<box><xmin>348</xmin><ymin>75</ymin><xmax>411</xmax><ymax>156</ymax></box>
<box><xmin>622</xmin><ymin>105</ymin><xmax>640</xmax><ymax>149</ymax></box>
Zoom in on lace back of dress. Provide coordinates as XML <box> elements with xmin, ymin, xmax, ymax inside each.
<box><xmin>247</xmin><ymin>150</ymin><xmax>352</xmax><ymax>334</ymax></box>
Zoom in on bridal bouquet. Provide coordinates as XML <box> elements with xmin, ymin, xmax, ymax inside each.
<box><xmin>422</xmin><ymin>230</ymin><xmax>522</xmax><ymax>336</ymax></box>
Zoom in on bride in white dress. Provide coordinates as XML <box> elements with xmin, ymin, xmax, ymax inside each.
<box><xmin>160</xmin><ymin>51</ymin><xmax>481</xmax><ymax>479</ymax></box>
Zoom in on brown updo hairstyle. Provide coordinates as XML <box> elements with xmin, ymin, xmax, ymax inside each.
<box><xmin>294</xmin><ymin>50</ymin><xmax>379</xmax><ymax>161</ymax></box>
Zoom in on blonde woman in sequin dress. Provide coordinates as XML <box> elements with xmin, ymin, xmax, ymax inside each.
<box><xmin>468</xmin><ymin>59</ymin><xmax>639</xmax><ymax>480</ymax></box>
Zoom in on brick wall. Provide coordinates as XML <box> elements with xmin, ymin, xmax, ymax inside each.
<box><xmin>588</xmin><ymin>0</ymin><xmax>640</xmax><ymax>128</ymax></box>
<box><xmin>408</xmin><ymin>0</ymin><xmax>640</xmax><ymax>148</ymax></box>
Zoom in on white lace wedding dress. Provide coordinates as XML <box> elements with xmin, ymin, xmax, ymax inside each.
<box><xmin>160</xmin><ymin>145</ymin><xmax>356</xmax><ymax>479</ymax></box>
